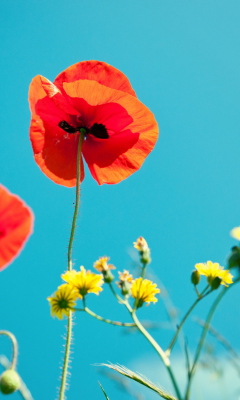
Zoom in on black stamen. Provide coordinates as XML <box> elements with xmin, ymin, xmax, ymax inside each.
<box><xmin>89</xmin><ymin>123</ymin><xmax>109</xmax><ymax>139</ymax></box>
<box><xmin>59</xmin><ymin>121</ymin><xmax>78</xmax><ymax>133</ymax></box>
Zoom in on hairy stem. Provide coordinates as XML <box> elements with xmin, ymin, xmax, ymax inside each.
<box><xmin>59</xmin><ymin>133</ymin><xmax>84</xmax><ymax>400</ymax></box>
<box><xmin>67</xmin><ymin>133</ymin><xmax>84</xmax><ymax>272</ymax></box>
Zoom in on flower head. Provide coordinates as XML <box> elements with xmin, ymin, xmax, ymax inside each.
<box><xmin>61</xmin><ymin>266</ymin><xmax>104</xmax><ymax>298</ymax></box>
<box><xmin>94</xmin><ymin>256</ymin><xmax>115</xmax><ymax>272</ymax></box>
<box><xmin>131</xmin><ymin>277</ymin><xmax>160</xmax><ymax>307</ymax></box>
<box><xmin>195</xmin><ymin>261</ymin><xmax>233</xmax><ymax>287</ymax></box>
<box><xmin>47</xmin><ymin>284</ymin><xmax>78</xmax><ymax>319</ymax></box>
<box><xmin>116</xmin><ymin>270</ymin><xmax>134</xmax><ymax>296</ymax></box>
<box><xmin>0</xmin><ymin>185</ymin><xmax>33</xmax><ymax>271</ymax></box>
<box><xmin>29</xmin><ymin>61</ymin><xmax>159</xmax><ymax>186</ymax></box>
<box><xmin>230</xmin><ymin>226</ymin><xmax>240</xmax><ymax>241</ymax></box>
<box><xmin>94</xmin><ymin>256</ymin><xmax>115</xmax><ymax>283</ymax></box>
<box><xmin>117</xmin><ymin>270</ymin><xmax>134</xmax><ymax>285</ymax></box>
<box><xmin>134</xmin><ymin>237</ymin><xmax>149</xmax><ymax>252</ymax></box>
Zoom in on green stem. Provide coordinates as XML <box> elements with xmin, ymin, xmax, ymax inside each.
<box><xmin>67</xmin><ymin>133</ymin><xmax>84</xmax><ymax>272</ymax></box>
<box><xmin>184</xmin><ymin>277</ymin><xmax>240</xmax><ymax>400</ymax></box>
<box><xmin>141</xmin><ymin>263</ymin><xmax>147</xmax><ymax>279</ymax></box>
<box><xmin>166</xmin><ymin>286</ymin><xmax>209</xmax><ymax>355</ymax></box>
<box><xmin>0</xmin><ymin>331</ymin><xmax>18</xmax><ymax>370</ymax></box>
<box><xmin>59</xmin><ymin>132</ymin><xmax>84</xmax><ymax>400</ymax></box>
<box><xmin>124</xmin><ymin>303</ymin><xmax>182</xmax><ymax>400</ymax></box>
<box><xmin>73</xmin><ymin>307</ymin><xmax>136</xmax><ymax>327</ymax></box>
<box><xmin>109</xmin><ymin>282</ymin><xmax>125</xmax><ymax>303</ymax></box>
<box><xmin>59</xmin><ymin>313</ymin><xmax>73</xmax><ymax>400</ymax></box>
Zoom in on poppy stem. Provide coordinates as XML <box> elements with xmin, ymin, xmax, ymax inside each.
<box><xmin>67</xmin><ymin>132</ymin><xmax>84</xmax><ymax>272</ymax></box>
<box><xmin>0</xmin><ymin>331</ymin><xmax>18</xmax><ymax>370</ymax></box>
<box><xmin>59</xmin><ymin>132</ymin><xmax>84</xmax><ymax>400</ymax></box>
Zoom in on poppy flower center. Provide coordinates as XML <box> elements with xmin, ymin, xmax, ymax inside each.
<box><xmin>59</xmin><ymin>120</ymin><xmax>109</xmax><ymax>139</ymax></box>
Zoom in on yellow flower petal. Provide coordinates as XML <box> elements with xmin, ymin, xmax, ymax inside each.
<box><xmin>61</xmin><ymin>266</ymin><xmax>104</xmax><ymax>299</ymax></box>
<box><xmin>47</xmin><ymin>284</ymin><xmax>78</xmax><ymax>320</ymax></box>
<box><xmin>195</xmin><ymin>261</ymin><xmax>233</xmax><ymax>287</ymax></box>
<box><xmin>131</xmin><ymin>277</ymin><xmax>160</xmax><ymax>305</ymax></box>
<box><xmin>230</xmin><ymin>226</ymin><xmax>240</xmax><ymax>241</ymax></box>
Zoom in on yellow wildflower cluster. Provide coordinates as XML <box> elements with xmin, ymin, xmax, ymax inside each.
<box><xmin>48</xmin><ymin>266</ymin><xmax>104</xmax><ymax>319</ymax></box>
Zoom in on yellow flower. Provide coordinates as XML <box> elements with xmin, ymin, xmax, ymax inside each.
<box><xmin>230</xmin><ymin>226</ymin><xmax>240</xmax><ymax>241</ymax></box>
<box><xmin>195</xmin><ymin>261</ymin><xmax>233</xmax><ymax>287</ymax></box>
<box><xmin>47</xmin><ymin>284</ymin><xmax>78</xmax><ymax>320</ymax></box>
<box><xmin>61</xmin><ymin>266</ymin><xmax>104</xmax><ymax>299</ymax></box>
<box><xmin>133</xmin><ymin>237</ymin><xmax>149</xmax><ymax>252</ymax></box>
<box><xmin>94</xmin><ymin>256</ymin><xmax>116</xmax><ymax>272</ymax></box>
<box><xmin>131</xmin><ymin>277</ymin><xmax>160</xmax><ymax>307</ymax></box>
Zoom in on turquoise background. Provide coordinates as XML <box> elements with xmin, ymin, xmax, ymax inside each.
<box><xmin>1</xmin><ymin>1</ymin><xmax>240</xmax><ymax>399</ymax></box>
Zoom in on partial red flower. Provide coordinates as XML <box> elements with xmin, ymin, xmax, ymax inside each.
<box><xmin>29</xmin><ymin>60</ymin><xmax>159</xmax><ymax>186</ymax></box>
<box><xmin>0</xmin><ymin>185</ymin><xmax>34</xmax><ymax>271</ymax></box>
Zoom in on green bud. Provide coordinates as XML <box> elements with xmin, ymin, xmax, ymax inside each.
<box><xmin>103</xmin><ymin>270</ymin><xmax>114</xmax><ymax>284</ymax></box>
<box><xmin>210</xmin><ymin>277</ymin><xmax>222</xmax><ymax>290</ymax></box>
<box><xmin>227</xmin><ymin>246</ymin><xmax>240</xmax><ymax>269</ymax></box>
<box><xmin>191</xmin><ymin>270</ymin><xmax>200</xmax><ymax>285</ymax></box>
<box><xmin>0</xmin><ymin>370</ymin><xmax>21</xmax><ymax>394</ymax></box>
<box><xmin>120</xmin><ymin>281</ymin><xmax>132</xmax><ymax>297</ymax></box>
<box><xmin>140</xmin><ymin>250</ymin><xmax>151</xmax><ymax>265</ymax></box>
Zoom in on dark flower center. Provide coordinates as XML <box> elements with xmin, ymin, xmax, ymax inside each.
<box><xmin>59</xmin><ymin>120</ymin><xmax>109</xmax><ymax>139</ymax></box>
<box><xmin>59</xmin><ymin>299</ymin><xmax>69</xmax><ymax>309</ymax></box>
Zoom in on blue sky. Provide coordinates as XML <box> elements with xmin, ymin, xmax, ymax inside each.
<box><xmin>1</xmin><ymin>1</ymin><xmax>240</xmax><ymax>399</ymax></box>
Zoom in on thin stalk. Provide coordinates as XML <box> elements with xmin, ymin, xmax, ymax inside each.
<box><xmin>109</xmin><ymin>282</ymin><xmax>125</xmax><ymax>303</ymax></box>
<box><xmin>184</xmin><ymin>277</ymin><xmax>240</xmax><ymax>400</ymax></box>
<box><xmin>67</xmin><ymin>132</ymin><xmax>84</xmax><ymax>272</ymax></box>
<box><xmin>166</xmin><ymin>286</ymin><xmax>209</xmax><ymax>355</ymax></box>
<box><xmin>73</xmin><ymin>306</ymin><xmax>136</xmax><ymax>327</ymax></box>
<box><xmin>0</xmin><ymin>331</ymin><xmax>18</xmax><ymax>370</ymax></box>
<box><xmin>124</xmin><ymin>302</ymin><xmax>182</xmax><ymax>400</ymax></box>
<box><xmin>59</xmin><ymin>312</ymin><xmax>73</xmax><ymax>400</ymax></box>
<box><xmin>59</xmin><ymin>132</ymin><xmax>84</xmax><ymax>400</ymax></box>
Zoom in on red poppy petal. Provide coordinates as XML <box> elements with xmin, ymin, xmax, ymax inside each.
<box><xmin>54</xmin><ymin>60</ymin><xmax>136</xmax><ymax>97</ymax></box>
<box><xmin>30</xmin><ymin>117</ymin><xmax>85</xmax><ymax>187</ymax></box>
<box><xmin>0</xmin><ymin>185</ymin><xmax>34</xmax><ymax>271</ymax></box>
<box><xmin>63</xmin><ymin>80</ymin><xmax>158</xmax><ymax>184</ymax></box>
<box><xmin>29</xmin><ymin>75</ymin><xmax>79</xmax><ymax>117</ymax></box>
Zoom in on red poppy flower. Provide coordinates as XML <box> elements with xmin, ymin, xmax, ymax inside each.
<box><xmin>29</xmin><ymin>60</ymin><xmax>159</xmax><ymax>187</ymax></box>
<box><xmin>0</xmin><ymin>185</ymin><xmax>34</xmax><ymax>271</ymax></box>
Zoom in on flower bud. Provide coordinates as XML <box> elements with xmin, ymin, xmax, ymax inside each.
<box><xmin>102</xmin><ymin>269</ymin><xmax>114</xmax><ymax>283</ymax></box>
<box><xmin>0</xmin><ymin>370</ymin><xmax>21</xmax><ymax>394</ymax></box>
<box><xmin>227</xmin><ymin>246</ymin><xmax>240</xmax><ymax>269</ymax></box>
<box><xmin>120</xmin><ymin>280</ymin><xmax>132</xmax><ymax>296</ymax></box>
<box><xmin>210</xmin><ymin>276</ymin><xmax>222</xmax><ymax>290</ymax></box>
<box><xmin>191</xmin><ymin>270</ymin><xmax>200</xmax><ymax>285</ymax></box>
<box><xmin>134</xmin><ymin>237</ymin><xmax>151</xmax><ymax>265</ymax></box>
